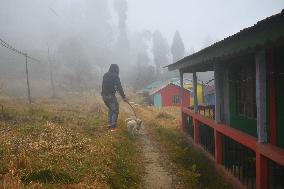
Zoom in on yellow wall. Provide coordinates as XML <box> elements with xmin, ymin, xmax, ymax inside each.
<box><xmin>184</xmin><ymin>83</ymin><xmax>203</xmax><ymax>105</ymax></box>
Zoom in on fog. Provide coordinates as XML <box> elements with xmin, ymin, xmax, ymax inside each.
<box><xmin>0</xmin><ymin>0</ymin><xmax>283</xmax><ymax>97</ymax></box>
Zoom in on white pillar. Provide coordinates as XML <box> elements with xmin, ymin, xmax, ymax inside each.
<box><xmin>214</xmin><ymin>63</ymin><xmax>223</xmax><ymax>123</ymax></box>
<box><xmin>256</xmin><ymin>50</ymin><xmax>267</xmax><ymax>143</ymax></box>
<box><xmin>193</xmin><ymin>71</ymin><xmax>198</xmax><ymax>113</ymax></box>
<box><xmin>223</xmin><ymin>68</ymin><xmax>230</xmax><ymax>124</ymax></box>
<box><xmin>179</xmin><ymin>70</ymin><xmax>184</xmax><ymax>108</ymax></box>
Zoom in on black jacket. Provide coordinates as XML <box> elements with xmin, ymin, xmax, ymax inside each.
<box><xmin>101</xmin><ymin>64</ymin><xmax>126</xmax><ymax>99</ymax></box>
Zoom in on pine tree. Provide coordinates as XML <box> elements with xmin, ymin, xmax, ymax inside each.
<box><xmin>171</xmin><ymin>31</ymin><xmax>185</xmax><ymax>62</ymax></box>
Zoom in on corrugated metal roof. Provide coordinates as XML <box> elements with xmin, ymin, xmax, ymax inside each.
<box><xmin>149</xmin><ymin>82</ymin><xmax>191</xmax><ymax>96</ymax></box>
<box><xmin>167</xmin><ymin>10</ymin><xmax>284</xmax><ymax>71</ymax></box>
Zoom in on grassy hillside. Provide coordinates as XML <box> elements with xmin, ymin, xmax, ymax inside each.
<box><xmin>0</xmin><ymin>95</ymin><xmax>232</xmax><ymax>189</ymax></box>
<box><xmin>0</xmin><ymin>96</ymin><xmax>144</xmax><ymax>189</ymax></box>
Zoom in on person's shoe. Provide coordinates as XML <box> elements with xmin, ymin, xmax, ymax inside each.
<box><xmin>110</xmin><ymin>128</ymin><xmax>117</xmax><ymax>132</ymax></box>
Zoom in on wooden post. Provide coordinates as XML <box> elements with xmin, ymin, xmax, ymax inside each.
<box><xmin>193</xmin><ymin>71</ymin><xmax>198</xmax><ymax>113</ymax></box>
<box><xmin>215</xmin><ymin>130</ymin><xmax>223</xmax><ymax>164</ymax></box>
<box><xmin>256</xmin><ymin>50</ymin><xmax>268</xmax><ymax>143</ymax></box>
<box><xmin>256</xmin><ymin>152</ymin><xmax>268</xmax><ymax>189</ymax></box>
<box><xmin>194</xmin><ymin>119</ymin><xmax>199</xmax><ymax>144</ymax></box>
<box><xmin>25</xmin><ymin>54</ymin><xmax>31</xmax><ymax>104</ymax></box>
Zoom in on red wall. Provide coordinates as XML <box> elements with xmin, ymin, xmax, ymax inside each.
<box><xmin>160</xmin><ymin>84</ymin><xmax>190</xmax><ymax>107</ymax></box>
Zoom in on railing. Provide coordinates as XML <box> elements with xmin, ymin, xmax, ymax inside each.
<box><xmin>182</xmin><ymin>107</ymin><xmax>284</xmax><ymax>189</ymax></box>
<box><xmin>268</xmin><ymin>159</ymin><xmax>284</xmax><ymax>189</ymax></box>
<box><xmin>184</xmin><ymin>113</ymin><xmax>194</xmax><ymax>138</ymax></box>
<box><xmin>223</xmin><ymin>135</ymin><xmax>256</xmax><ymax>189</ymax></box>
<box><xmin>199</xmin><ymin>123</ymin><xmax>215</xmax><ymax>156</ymax></box>
<box><xmin>198</xmin><ymin>105</ymin><xmax>215</xmax><ymax>119</ymax></box>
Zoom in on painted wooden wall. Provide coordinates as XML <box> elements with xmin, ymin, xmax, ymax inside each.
<box><xmin>153</xmin><ymin>93</ymin><xmax>162</xmax><ymax>107</ymax></box>
<box><xmin>187</xmin><ymin>84</ymin><xmax>203</xmax><ymax>105</ymax></box>
<box><xmin>160</xmin><ymin>84</ymin><xmax>190</xmax><ymax>107</ymax></box>
<box><xmin>228</xmin><ymin>56</ymin><xmax>257</xmax><ymax>137</ymax></box>
<box><xmin>205</xmin><ymin>94</ymin><xmax>215</xmax><ymax>105</ymax></box>
<box><xmin>275</xmin><ymin>45</ymin><xmax>284</xmax><ymax>148</ymax></box>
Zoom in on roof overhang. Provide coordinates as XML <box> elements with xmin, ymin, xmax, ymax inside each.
<box><xmin>167</xmin><ymin>10</ymin><xmax>284</xmax><ymax>73</ymax></box>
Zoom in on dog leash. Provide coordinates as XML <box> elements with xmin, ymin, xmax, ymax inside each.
<box><xmin>125</xmin><ymin>100</ymin><xmax>138</xmax><ymax>119</ymax></box>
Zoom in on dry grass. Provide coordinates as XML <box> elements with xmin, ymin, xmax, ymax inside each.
<box><xmin>0</xmin><ymin>94</ymin><xmax>144</xmax><ymax>189</ymax></box>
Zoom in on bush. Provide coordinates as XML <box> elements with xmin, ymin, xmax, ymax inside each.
<box><xmin>156</xmin><ymin>112</ymin><xmax>174</xmax><ymax>120</ymax></box>
<box><xmin>21</xmin><ymin>169</ymin><xmax>74</xmax><ymax>184</ymax></box>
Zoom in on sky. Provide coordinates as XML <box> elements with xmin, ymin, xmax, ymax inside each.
<box><xmin>1</xmin><ymin>0</ymin><xmax>284</xmax><ymax>87</ymax></box>
<box><xmin>1</xmin><ymin>0</ymin><xmax>284</xmax><ymax>55</ymax></box>
<box><xmin>127</xmin><ymin>0</ymin><xmax>284</xmax><ymax>51</ymax></box>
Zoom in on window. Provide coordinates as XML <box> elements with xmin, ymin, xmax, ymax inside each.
<box><xmin>171</xmin><ymin>95</ymin><xmax>180</xmax><ymax>105</ymax></box>
<box><xmin>235</xmin><ymin>63</ymin><xmax>257</xmax><ymax>119</ymax></box>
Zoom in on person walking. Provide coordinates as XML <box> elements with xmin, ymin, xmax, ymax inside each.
<box><xmin>101</xmin><ymin>64</ymin><xmax>127</xmax><ymax>131</ymax></box>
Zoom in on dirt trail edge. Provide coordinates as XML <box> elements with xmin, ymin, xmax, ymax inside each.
<box><xmin>139</xmin><ymin>124</ymin><xmax>181</xmax><ymax>189</ymax></box>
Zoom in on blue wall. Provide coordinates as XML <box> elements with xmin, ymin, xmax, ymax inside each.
<box><xmin>153</xmin><ymin>93</ymin><xmax>162</xmax><ymax>107</ymax></box>
<box><xmin>205</xmin><ymin>94</ymin><xmax>215</xmax><ymax>105</ymax></box>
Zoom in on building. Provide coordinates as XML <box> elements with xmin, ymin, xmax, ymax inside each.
<box><xmin>167</xmin><ymin>10</ymin><xmax>284</xmax><ymax>189</ymax></box>
<box><xmin>171</xmin><ymin>78</ymin><xmax>204</xmax><ymax>104</ymax></box>
<box><xmin>149</xmin><ymin>82</ymin><xmax>190</xmax><ymax>107</ymax></box>
<box><xmin>204</xmin><ymin>85</ymin><xmax>215</xmax><ymax>105</ymax></box>
<box><xmin>137</xmin><ymin>81</ymin><xmax>163</xmax><ymax>94</ymax></box>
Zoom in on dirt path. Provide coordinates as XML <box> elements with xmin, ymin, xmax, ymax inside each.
<box><xmin>121</xmin><ymin>104</ymin><xmax>183</xmax><ymax>188</ymax></box>
<box><xmin>139</xmin><ymin>124</ymin><xmax>182</xmax><ymax>189</ymax></box>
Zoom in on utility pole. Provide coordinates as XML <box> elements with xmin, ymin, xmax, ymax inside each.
<box><xmin>48</xmin><ymin>48</ymin><xmax>55</xmax><ymax>97</ymax></box>
<box><xmin>25</xmin><ymin>54</ymin><xmax>31</xmax><ymax>104</ymax></box>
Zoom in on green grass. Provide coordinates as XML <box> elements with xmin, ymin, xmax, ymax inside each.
<box><xmin>108</xmin><ymin>130</ymin><xmax>143</xmax><ymax>189</ymax></box>
<box><xmin>150</xmin><ymin>125</ymin><xmax>231</xmax><ymax>189</ymax></box>
<box><xmin>21</xmin><ymin>169</ymin><xmax>74</xmax><ymax>184</ymax></box>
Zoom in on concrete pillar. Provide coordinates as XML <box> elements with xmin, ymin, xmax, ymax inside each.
<box><xmin>193</xmin><ymin>71</ymin><xmax>198</xmax><ymax>113</ymax></box>
<box><xmin>256</xmin><ymin>50</ymin><xmax>268</xmax><ymax>143</ymax></box>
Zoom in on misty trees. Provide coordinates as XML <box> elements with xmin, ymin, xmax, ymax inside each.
<box><xmin>152</xmin><ymin>31</ymin><xmax>170</xmax><ymax>78</ymax></box>
<box><xmin>167</xmin><ymin>30</ymin><xmax>185</xmax><ymax>78</ymax></box>
<box><xmin>130</xmin><ymin>52</ymin><xmax>155</xmax><ymax>90</ymax></box>
<box><xmin>114</xmin><ymin>0</ymin><xmax>129</xmax><ymax>50</ymax></box>
<box><xmin>171</xmin><ymin>31</ymin><xmax>185</xmax><ymax>62</ymax></box>
<box><xmin>57</xmin><ymin>39</ymin><xmax>95</xmax><ymax>91</ymax></box>
<box><xmin>0</xmin><ymin>0</ymin><xmax>193</xmax><ymax>95</ymax></box>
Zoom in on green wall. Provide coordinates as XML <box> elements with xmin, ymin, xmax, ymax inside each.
<box><xmin>229</xmin><ymin>83</ymin><xmax>257</xmax><ymax>137</ymax></box>
<box><xmin>229</xmin><ymin>61</ymin><xmax>257</xmax><ymax>137</ymax></box>
<box><xmin>275</xmin><ymin>45</ymin><xmax>284</xmax><ymax>148</ymax></box>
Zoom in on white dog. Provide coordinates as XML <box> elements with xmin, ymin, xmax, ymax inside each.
<box><xmin>125</xmin><ymin>117</ymin><xmax>143</xmax><ymax>136</ymax></box>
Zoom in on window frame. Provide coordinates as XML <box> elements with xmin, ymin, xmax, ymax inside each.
<box><xmin>171</xmin><ymin>95</ymin><xmax>180</xmax><ymax>105</ymax></box>
<box><xmin>235</xmin><ymin>62</ymin><xmax>257</xmax><ymax>119</ymax></box>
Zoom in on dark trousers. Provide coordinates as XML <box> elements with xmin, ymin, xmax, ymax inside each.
<box><xmin>102</xmin><ymin>95</ymin><xmax>119</xmax><ymax>128</ymax></box>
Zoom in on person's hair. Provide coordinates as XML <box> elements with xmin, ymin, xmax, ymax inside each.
<box><xmin>109</xmin><ymin>64</ymin><xmax>119</xmax><ymax>75</ymax></box>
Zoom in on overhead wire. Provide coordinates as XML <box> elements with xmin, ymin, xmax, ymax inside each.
<box><xmin>0</xmin><ymin>38</ymin><xmax>40</xmax><ymax>62</ymax></box>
